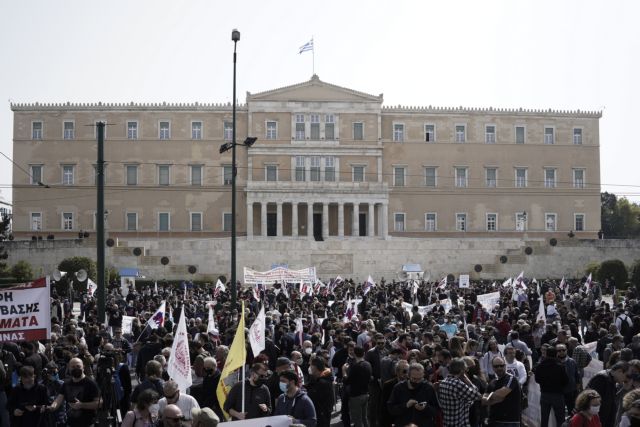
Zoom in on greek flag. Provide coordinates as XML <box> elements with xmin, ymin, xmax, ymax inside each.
<box><xmin>299</xmin><ymin>39</ymin><xmax>313</xmax><ymax>54</ymax></box>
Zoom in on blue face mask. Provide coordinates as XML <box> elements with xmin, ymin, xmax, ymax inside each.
<box><xmin>52</xmin><ymin>373</ymin><xmax>59</xmax><ymax>381</ymax></box>
<box><xmin>279</xmin><ymin>382</ymin><xmax>288</xmax><ymax>393</ymax></box>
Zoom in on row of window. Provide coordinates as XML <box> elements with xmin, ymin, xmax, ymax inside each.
<box><xmin>30</xmin><ymin>162</ymin><xmax>587</xmax><ymax>189</ymax></box>
<box><xmin>393</xmin><ymin>212</ymin><xmax>586</xmax><ymax>232</ymax></box>
<box><xmin>392</xmin><ymin>123</ymin><xmax>583</xmax><ymax>145</ymax></box>
<box><xmin>29</xmin><ymin>211</ymin><xmax>233</xmax><ymax>232</ymax></box>
<box><xmin>29</xmin><ymin>119</ymin><xmax>585</xmax><ymax>145</ymax></box>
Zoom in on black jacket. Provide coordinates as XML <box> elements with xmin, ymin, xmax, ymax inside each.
<box><xmin>534</xmin><ymin>357</ymin><xmax>568</xmax><ymax>393</ymax></box>
<box><xmin>587</xmin><ymin>370</ymin><xmax>618</xmax><ymax>427</ymax></box>
<box><xmin>224</xmin><ymin>379</ymin><xmax>271</xmax><ymax>420</ymax></box>
<box><xmin>387</xmin><ymin>380</ymin><xmax>439</xmax><ymax>427</ymax></box>
<box><xmin>306</xmin><ymin>371</ymin><xmax>335</xmax><ymax>427</ymax></box>
<box><xmin>190</xmin><ymin>369</ymin><xmax>223</xmax><ymax>420</ymax></box>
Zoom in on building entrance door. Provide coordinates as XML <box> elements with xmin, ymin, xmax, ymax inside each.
<box><xmin>359</xmin><ymin>213</ymin><xmax>367</xmax><ymax>236</ymax></box>
<box><xmin>313</xmin><ymin>213</ymin><xmax>323</xmax><ymax>241</ymax></box>
<box><xmin>267</xmin><ymin>213</ymin><xmax>277</xmax><ymax>236</ymax></box>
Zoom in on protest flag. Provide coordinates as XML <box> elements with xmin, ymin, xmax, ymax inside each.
<box><xmin>217</xmin><ymin>301</ymin><xmax>247</xmax><ymax>420</ymax></box>
<box><xmin>249</xmin><ymin>305</ymin><xmax>266</xmax><ymax>356</ymax></box>
<box><xmin>167</xmin><ymin>307</ymin><xmax>192</xmax><ymax>392</ymax></box>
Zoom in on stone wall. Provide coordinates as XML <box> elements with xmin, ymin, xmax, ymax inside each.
<box><xmin>4</xmin><ymin>237</ymin><xmax>640</xmax><ymax>282</ymax></box>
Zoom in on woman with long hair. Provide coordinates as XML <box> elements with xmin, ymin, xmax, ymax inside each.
<box><xmin>121</xmin><ymin>388</ymin><xmax>159</xmax><ymax>427</ymax></box>
<box><xmin>480</xmin><ymin>339</ymin><xmax>502</xmax><ymax>381</ymax></box>
<box><xmin>568</xmin><ymin>389</ymin><xmax>602</xmax><ymax>427</ymax></box>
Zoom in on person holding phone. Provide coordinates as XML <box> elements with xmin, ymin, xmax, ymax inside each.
<box><xmin>7</xmin><ymin>366</ymin><xmax>49</xmax><ymax>427</ymax></box>
<box><xmin>47</xmin><ymin>358</ymin><xmax>100</xmax><ymax>427</ymax></box>
<box><xmin>387</xmin><ymin>363</ymin><xmax>439</xmax><ymax>427</ymax></box>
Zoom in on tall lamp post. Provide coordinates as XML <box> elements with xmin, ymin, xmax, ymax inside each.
<box><xmin>222</xmin><ymin>28</ymin><xmax>257</xmax><ymax>307</ymax></box>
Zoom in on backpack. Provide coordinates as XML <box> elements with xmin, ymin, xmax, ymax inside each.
<box><xmin>619</xmin><ymin>314</ymin><xmax>632</xmax><ymax>339</ymax></box>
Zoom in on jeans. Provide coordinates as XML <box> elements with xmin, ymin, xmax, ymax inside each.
<box><xmin>349</xmin><ymin>393</ymin><xmax>369</xmax><ymax>427</ymax></box>
<box><xmin>540</xmin><ymin>392</ymin><xmax>565</xmax><ymax>427</ymax></box>
<box><xmin>0</xmin><ymin>391</ymin><xmax>8</xmax><ymax>427</ymax></box>
<box><xmin>367</xmin><ymin>381</ymin><xmax>381</xmax><ymax>427</ymax></box>
<box><xmin>564</xmin><ymin>390</ymin><xmax>577</xmax><ymax>414</ymax></box>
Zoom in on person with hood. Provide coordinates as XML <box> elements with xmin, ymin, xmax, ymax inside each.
<box><xmin>275</xmin><ymin>370</ymin><xmax>317</xmax><ymax>427</ymax></box>
<box><xmin>7</xmin><ymin>366</ymin><xmax>49</xmax><ymax>427</ymax></box>
<box><xmin>305</xmin><ymin>357</ymin><xmax>334</xmax><ymax>427</ymax></box>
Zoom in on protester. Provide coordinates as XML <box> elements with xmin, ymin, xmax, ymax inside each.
<box><xmin>120</xmin><ymin>388</ymin><xmax>158</xmax><ymax>427</ymax></box>
<box><xmin>274</xmin><ymin>369</ymin><xmax>317</xmax><ymax>427</ymax></box>
<box><xmin>568</xmin><ymin>389</ymin><xmax>602</xmax><ymax>427</ymax></box>
<box><xmin>223</xmin><ymin>362</ymin><xmax>271</xmax><ymax>421</ymax></box>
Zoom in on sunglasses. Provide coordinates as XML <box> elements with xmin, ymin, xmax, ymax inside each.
<box><xmin>166</xmin><ymin>415</ymin><xmax>186</xmax><ymax>421</ymax></box>
<box><xmin>493</xmin><ymin>364</ymin><xmax>505</xmax><ymax>368</ymax></box>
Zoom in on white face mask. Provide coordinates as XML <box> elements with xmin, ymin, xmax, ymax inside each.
<box><xmin>589</xmin><ymin>405</ymin><xmax>600</xmax><ymax>415</ymax></box>
<box><xmin>304</xmin><ymin>347</ymin><xmax>312</xmax><ymax>355</ymax></box>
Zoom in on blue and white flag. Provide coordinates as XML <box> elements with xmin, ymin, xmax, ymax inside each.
<box><xmin>299</xmin><ymin>39</ymin><xmax>313</xmax><ymax>54</ymax></box>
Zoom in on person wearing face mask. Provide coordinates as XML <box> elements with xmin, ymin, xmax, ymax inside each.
<box><xmin>291</xmin><ymin>351</ymin><xmax>305</xmax><ymax>387</ymax></box>
<box><xmin>568</xmin><ymin>389</ymin><xmax>602</xmax><ymax>427</ymax></box>
<box><xmin>301</xmin><ymin>341</ymin><xmax>314</xmax><ymax>382</ymax></box>
<box><xmin>47</xmin><ymin>357</ymin><xmax>101</xmax><ymax>427</ymax></box>
<box><xmin>381</xmin><ymin>360</ymin><xmax>409</xmax><ymax>427</ymax></box>
<box><xmin>306</xmin><ymin>357</ymin><xmax>334</xmax><ymax>427</ymax></box>
<box><xmin>274</xmin><ymin>370</ymin><xmax>317</xmax><ymax>427</ymax></box>
<box><xmin>223</xmin><ymin>362</ymin><xmax>271</xmax><ymax>421</ymax></box>
<box><xmin>387</xmin><ymin>362</ymin><xmax>439</xmax><ymax>427</ymax></box>
<box><xmin>7</xmin><ymin>366</ymin><xmax>49</xmax><ymax>427</ymax></box>
<box><xmin>587</xmin><ymin>360</ymin><xmax>629</xmax><ymax>427</ymax></box>
<box><xmin>365</xmin><ymin>333</ymin><xmax>387</xmax><ymax>427</ymax></box>
<box><xmin>40</xmin><ymin>361</ymin><xmax>67</xmax><ymax>427</ymax></box>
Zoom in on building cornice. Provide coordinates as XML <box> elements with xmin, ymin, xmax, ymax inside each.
<box><xmin>382</xmin><ymin>105</ymin><xmax>602</xmax><ymax>118</ymax></box>
<box><xmin>10</xmin><ymin>101</ymin><xmax>246</xmax><ymax>112</ymax></box>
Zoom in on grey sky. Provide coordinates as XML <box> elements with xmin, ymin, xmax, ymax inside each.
<box><xmin>1</xmin><ymin>0</ymin><xmax>638</xmax><ymax>204</ymax></box>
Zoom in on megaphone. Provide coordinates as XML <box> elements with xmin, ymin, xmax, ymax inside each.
<box><xmin>53</xmin><ymin>270</ymin><xmax>67</xmax><ymax>281</ymax></box>
<box><xmin>75</xmin><ymin>269</ymin><xmax>88</xmax><ymax>282</ymax></box>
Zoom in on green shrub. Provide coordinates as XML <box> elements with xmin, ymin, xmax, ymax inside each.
<box><xmin>585</xmin><ymin>261</ymin><xmax>600</xmax><ymax>278</ymax></box>
<box><xmin>597</xmin><ymin>259</ymin><xmax>628</xmax><ymax>286</ymax></box>
<box><xmin>58</xmin><ymin>256</ymin><xmax>97</xmax><ymax>281</ymax></box>
<box><xmin>11</xmin><ymin>260</ymin><xmax>33</xmax><ymax>282</ymax></box>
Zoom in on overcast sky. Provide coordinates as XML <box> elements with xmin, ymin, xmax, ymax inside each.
<box><xmin>1</xmin><ymin>0</ymin><xmax>638</xmax><ymax>205</ymax></box>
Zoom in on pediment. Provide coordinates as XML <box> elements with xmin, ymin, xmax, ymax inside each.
<box><xmin>247</xmin><ymin>75</ymin><xmax>383</xmax><ymax>104</ymax></box>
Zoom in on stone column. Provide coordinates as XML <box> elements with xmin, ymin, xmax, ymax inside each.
<box><xmin>261</xmin><ymin>202</ymin><xmax>268</xmax><ymax>237</ymax></box>
<box><xmin>382</xmin><ymin>202</ymin><xmax>388</xmax><ymax>239</ymax></box>
<box><xmin>352</xmin><ymin>203</ymin><xmax>359</xmax><ymax>236</ymax></box>
<box><xmin>246</xmin><ymin>202</ymin><xmax>253</xmax><ymax>239</ymax></box>
<box><xmin>276</xmin><ymin>202</ymin><xmax>283</xmax><ymax>237</ymax></box>
<box><xmin>338</xmin><ymin>203</ymin><xmax>344</xmax><ymax>237</ymax></box>
<box><xmin>322</xmin><ymin>203</ymin><xmax>329</xmax><ymax>238</ymax></box>
<box><xmin>292</xmin><ymin>202</ymin><xmax>298</xmax><ymax>237</ymax></box>
<box><xmin>368</xmin><ymin>203</ymin><xmax>375</xmax><ymax>237</ymax></box>
<box><xmin>307</xmin><ymin>202</ymin><xmax>314</xmax><ymax>239</ymax></box>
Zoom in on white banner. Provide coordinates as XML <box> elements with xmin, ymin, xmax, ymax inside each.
<box><xmin>219</xmin><ymin>415</ymin><xmax>291</xmax><ymax>427</ymax></box>
<box><xmin>121</xmin><ymin>316</ymin><xmax>135</xmax><ymax>335</ymax></box>
<box><xmin>459</xmin><ymin>274</ymin><xmax>470</xmax><ymax>288</ymax></box>
<box><xmin>0</xmin><ymin>277</ymin><xmax>51</xmax><ymax>342</ymax></box>
<box><xmin>476</xmin><ymin>292</ymin><xmax>500</xmax><ymax>311</ymax></box>
<box><xmin>243</xmin><ymin>266</ymin><xmax>317</xmax><ymax>285</ymax></box>
<box><xmin>402</xmin><ymin>302</ymin><xmax>436</xmax><ymax>317</ymax></box>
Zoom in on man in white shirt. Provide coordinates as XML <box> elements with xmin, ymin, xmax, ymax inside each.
<box><xmin>158</xmin><ymin>380</ymin><xmax>200</xmax><ymax>426</ymax></box>
<box><xmin>509</xmin><ymin>331</ymin><xmax>532</xmax><ymax>356</ymax></box>
<box><xmin>504</xmin><ymin>346</ymin><xmax>527</xmax><ymax>386</ymax></box>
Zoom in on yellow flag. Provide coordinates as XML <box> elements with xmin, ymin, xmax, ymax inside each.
<box><xmin>216</xmin><ymin>301</ymin><xmax>246</xmax><ymax>420</ymax></box>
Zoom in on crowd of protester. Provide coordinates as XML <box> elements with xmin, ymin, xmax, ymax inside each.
<box><xmin>0</xmin><ymin>273</ymin><xmax>639</xmax><ymax>427</ymax></box>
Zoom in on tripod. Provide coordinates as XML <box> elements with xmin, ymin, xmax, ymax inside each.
<box><xmin>97</xmin><ymin>369</ymin><xmax>121</xmax><ymax>427</ymax></box>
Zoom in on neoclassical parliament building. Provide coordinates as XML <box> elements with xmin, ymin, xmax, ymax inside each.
<box><xmin>10</xmin><ymin>75</ymin><xmax>601</xmax><ymax>242</ymax></box>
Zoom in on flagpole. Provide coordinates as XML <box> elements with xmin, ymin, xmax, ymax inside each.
<box><xmin>241</xmin><ymin>301</ymin><xmax>245</xmax><ymax>415</ymax></box>
<box><xmin>312</xmin><ymin>36</ymin><xmax>315</xmax><ymax>75</ymax></box>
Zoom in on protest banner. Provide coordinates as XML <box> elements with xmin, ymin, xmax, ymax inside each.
<box><xmin>121</xmin><ymin>315</ymin><xmax>135</xmax><ymax>335</ymax></box>
<box><xmin>243</xmin><ymin>266</ymin><xmax>317</xmax><ymax>285</ymax></box>
<box><xmin>0</xmin><ymin>277</ymin><xmax>51</xmax><ymax>342</ymax></box>
<box><xmin>401</xmin><ymin>302</ymin><xmax>436</xmax><ymax>317</ymax></box>
<box><xmin>476</xmin><ymin>291</ymin><xmax>500</xmax><ymax>311</ymax></box>
<box><xmin>459</xmin><ymin>274</ymin><xmax>470</xmax><ymax>288</ymax></box>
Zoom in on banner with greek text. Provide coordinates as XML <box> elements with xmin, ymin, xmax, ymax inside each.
<box><xmin>476</xmin><ymin>291</ymin><xmax>500</xmax><ymax>311</ymax></box>
<box><xmin>0</xmin><ymin>277</ymin><xmax>51</xmax><ymax>342</ymax></box>
<box><xmin>243</xmin><ymin>266</ymin><xmax>317</xmax><ymax>285</ymax></box>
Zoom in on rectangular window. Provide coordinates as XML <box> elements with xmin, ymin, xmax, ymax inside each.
<box><xmin>324</xmin><ymin>157</ymin><xmax>335</xmax><ymax>182</ymax></box>
<box><xmin>393</xmin><ymin>124</ymin><xmax>404</xmax><ymax>142</ymax></box>
<box><xmin>126</xmin><ymin>212</ymin><xmax>138</xmax><ymax>231</ymax></box>
<box><xmin>425</xmin><ymin>124</ymin><xmax>435</xmax><ymax>142</ymax></box>
<box><xmin>31</xmin><ymin>212</ymin><xmax>42</xmax><ymax>231</ymax></box>
<box><xmin>191</xmin><ymin>121</ymin><xmax>202</xmax><ymax>140</ymax></box>
<box><xmin>127</xmin><ymin>121</ymin><xmax>138</xmax><ymax>140</ymax></box>
<box><xmin>353</xmin><ymin>166</ymin><xmax>365</xmax><ymax>182</ymax></box>
<box><xmin>295</xmin><ymin>156</ymin><xmax>305</xmax><ymax>181</ymax></box>
<box><xmin>573</xmin><ymin>169</ymin><xmax>585</xmax><ymax>189</ymax></box>
<box><xmin>485</xmin><ymin>125</ymin><xmax>496</xmax><ymax>144</ymax></box>
<box><xmin>158</xmin><ymin>165</ymin><xmax>170</xmax><ymax>186</ymax></box>
<box><xmin>325</xmin><ymin>115</ymin><xmax>335</xmax><ymax>140</ymax></box>
<box><xmin>425</xmin><ymin>167</ymin><xmax>437</xmax><ymax>187</ymax></box>
<box><xmin>486</xmin><ymin>213</ymin><xmax>497</xmax><ymax>231</ymax></box>
<box><xmin>575</xmin><ymin>214</ymin><xmax>585</xmax><ymax>231</ymax></box>
<box><xmin>191</xmin><ymin>213</ymin><xmax>202</xmax><ymax>232</ymax></box>
<box><xmin>295</xmin><ymin>114</ymin><xmax>305</xmax><ymax>140</ymax></box>
<box><xmin>126</xmin><ymin>165</ymin><xmax>138</xmax><ymax>185</ymax></box>
<box><xmin>266</xmin><ymin>121</ymin><xmax>277</xmax><ymax>140</ymax></box>
<box><xmin>425</xmin><ymin>213</ymin><xmax>437</xmax><ymax>231</ymax></box>
<box><xmin>545</xmin><ymin>213</ymin><xmax>557</xmax><ymax>231</ymax></box>
<box><xmin>353</xmin><ymin>122</ymin><xmax>364</xmax><ymax>140</ymax></box>
<box><xmin>223</xmin><ymin>121</ymin><xmax>233</xmax><ymax>141</ymax></box>
<box><xmin>544</xmin><ymin>127</ymin><xmax>554</xmax><ymax>144</ymax></box>
<box><xmin>223</xmin><ymin>165</ymin><xmax>233</xmax><ymax>185</ymax></box>
<box><xmin>310</xmin><ymin>156</ymin><xmax>321</xmax><ymax>182</ymax></box>
<box><xmin>515</xmin><ymin>126</ymin><xmax>525</xmax><ymax>144</ymax></box>
<box><xmin>544</xmin><ymin>168</ymin><xmax>556</xmax><ymax>188</ymax></box>
<box><xmin>516</xmin><ymin>212</ymin><xmax>527</xmax><ymax>231</ymax></box>
<box><xmin>266</xmin><ymin>165</ymin><xmax>277</xmax><ymax>181</ymax></box>
<box><xmin>456</xmin><ymin>213</ymin><xmax>467</xmax><ymax>231</ymax></box>
<box><xmin>63</xmin><ymin>121</ymin><xmax>75</xmax><ymax>140</ymax></box>
<box><xmin>62</xmin><ymin>165</ymin><xmax>74</xmax><ymax>185</ymax></box>
<box><xmin>32</xmin><ymin>122</ymin><xmax>43</xmax><ymax>140</ymax></box>
<box><xmin>515</xmin><ymin>168</ymin><xmax>527</xmax><ymax>188</ymax></box>
<box><xmin>158</xmin><ymin>213</ymin><xmax>170</xmax><ymax>231</ymax></box>
<box><xmin>310</xmin><ymin>114</ymin><xmax>320</xmax><ymax>140</ymax></box>
<box><xmin>159</xmin><ymin>121</ymin><xmax>170</xmax><ymax>140</ymax></box>
<box><xmin>394</xmin><ymin>213</ymin><xmax>405</xmax><ymax>232</ymax></box>
<box><xmin>62</xmin><ymin>212</ymin><xmax>74</xmax><ymax>230</ymax></box>
<box><xmin>573</xmin><ymin>128</ymin><xmax>583</xmax><ymax>145</ymax></box>
<box><xmin>455</xmin><ymin>125</ymin><xmax>466</xmax><ymax>143</ymax></box>
<box><xmin>191</xmin><ymin>165</ymin><xmax>202</xmax><ymax>186</ymax></box>
<box><xmin>455</xmin><ymin>167</ymin><xmax>468</xmax><ymax>188</ymax></box>
<box><xmin>223</xmin><ymin>213</ymin><xmax>232</xmax><ymax>232</ymax></box>
<box><xmin>486</xmin><ymin>168</ymin><xmax>497</xmax><ymax>187</ymax></box>
<box><xmin>30</xmin><ymin>165</ymin><xmax>43</xmax><ymax>185</ymax></box>
<box><xmin>394</xmin><ymin>167</ymin><xmax>406</xmax><ymax>187</ymax></box>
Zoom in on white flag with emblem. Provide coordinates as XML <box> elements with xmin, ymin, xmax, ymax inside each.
<box><xmin>249</xmin><ymin>305</ymin><xmax>266</xmax><ymax>356</ymax></box>
<box><xmin>167</xmin><ymin>307</ymin><xmax>192</xmax><ymax>392</ymax></box>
